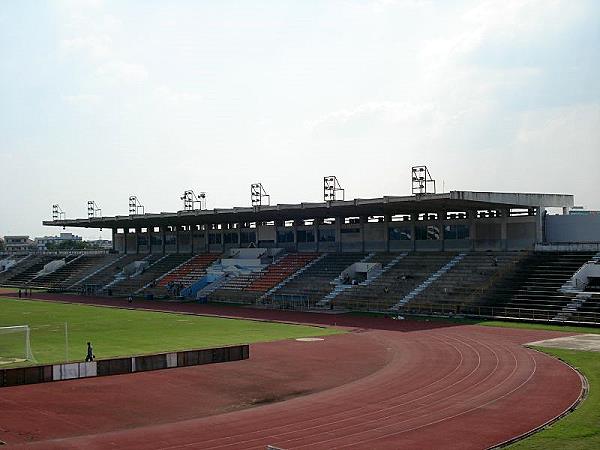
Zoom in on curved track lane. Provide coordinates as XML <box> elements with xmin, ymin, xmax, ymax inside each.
<box><xmin>0</xmin><ymin>295</ymin><xmax>583</xmax><ymax>449</ymax></box>
<box><xmin>15</xmin><ymin>327</ymin><xmax>582</xmax><ymax>450</ymax></box>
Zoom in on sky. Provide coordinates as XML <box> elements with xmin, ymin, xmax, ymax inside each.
<box><xmin>0</xmin><ymin>0</ymin><xmax>599</xmax><ymax>240</ymax></box>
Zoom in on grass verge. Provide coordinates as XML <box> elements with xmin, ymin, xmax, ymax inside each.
<box><xmin>0</xmin><ymin>296</ymin><xmax>343</xmax><ymax>367</ymax></box>
<box><xmin>509</xmin><ymin>347</ymin><xmax>600</xmax><ymax>450</ymax></box>
<box><xmin>348</xmin><ymin>311</ymin><xmax>600</xmax><ymax>335</ymax></box>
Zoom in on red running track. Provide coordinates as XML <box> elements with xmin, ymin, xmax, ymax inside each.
<box><xmin>0</xmin><ymin>294</ymin><xmax>584</xmax><ymax>449</ymax></box>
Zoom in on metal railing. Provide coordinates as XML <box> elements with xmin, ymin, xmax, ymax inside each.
<box><xmin>336</xmin><ymin>299</ymin><xmax>600</xmax><ymax>325</ymax></box>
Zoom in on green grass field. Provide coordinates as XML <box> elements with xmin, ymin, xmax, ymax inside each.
<box><xmin>510</xmin><ymin>348</ymin><xmax>600</xmax><ymax>450</ymax></box>
<box><xmin>0</xmin><ymin>297</ymin><xmax>343</xmax><ymax>367</ymax></box>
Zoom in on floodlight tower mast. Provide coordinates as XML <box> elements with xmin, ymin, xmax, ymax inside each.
<box><xmin>52</xmin><ymin>204</ymin><xmax>66</xmax><ymax>221</ymax></box>
<box><xmin>411</xmin><ymin>166</ymin><xmax>436</xmax><ymax>195</ymax></box>
<box><xmin>128</xmin><ymin>196</ymin><xmax>145</xmax><ymax>215</ymax></box>
<box><xmin>323</xmin><ymin>176</ymin><xmax>345</xmax><ymax>202</ymax></box>
<box><xmin>251</xmin><ymin>183</ymin><xmax>270</xmax><ymax>208</ymax></box>
<box><xmin>180</xmin><ymin>190</ymin><xmax>206</xmax><ymax>211</ymax></box>
<box><xmin>87</xmin><ymin>201</ymin><xmax>102</xmax><ymax>218</ymax></box>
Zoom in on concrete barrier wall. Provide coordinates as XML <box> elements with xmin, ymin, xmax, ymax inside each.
<box><xmin>0</xmin><ymin>344</ymin><xmax>249</xmax><ymax>388</ymax></box>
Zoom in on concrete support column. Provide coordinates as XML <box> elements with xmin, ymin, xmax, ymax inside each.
<box><xmin>292</xmin><ymin>224</ymin><xmax>298</xmax><ymax>252</ymax></box>
<box><xmin>220</xmin><ymin>226</ymin><xmax>225</xmax><ymax>252</ymax></box>
<box><xmin>314</xmin><ymin>219</ymin><xmax>321</xmax><ymax>252</ymax></box>
<box><xmin>468</xmin><ymin>210</ymin><xmax>477</xmax><ymax>250</ymax></box>
<box><xmin>135</xmin><ymin>228</ymin><xmax>140</xmax><ymax>254</ymax></box>
<box><xmin>384</xmin><ymin>215</ymin><xmax>391</xmax><ymax>252</ymax></box>
<box><xmin>123</xmin><ymin>229</ymin><xmax>128</xmax><ymax>254</ymax></box>
<box><xmin>190</xmin><ymin>226</ymin><xmax>195</xmax><ymax>255</ymax></box>
<box><xmin>112</xmin><ymin>228</ymin><xmax>117</xmax><ymax>252</ymax></box>
<box><xmin>204</xmin><ymin>225</ymin><xmax>210</xmax><ymax>253</ymax></box>
<box><xmin>536</xmin><ymin>207</ymin><xmax>546</xmax><ymax>244</ymax></box>
<box><xmin>147</xmin><ymin>227</ymin><xmax>152</xmax><ymax>254</ymax></box>
<box><xmin>500</xmin><ymin>209</ymin><xmax>509</xmax><ymax>250</ymax></box>
<box><xmin>335</xmin><ymin>217</ymin><xmax>342</xmax><ymax>252</ymax></box>
<box><xmin>161</xmin><ymin>226</ymin><xmax>166</xmax><ymax>255</ymax></box>
<box><xmin>359</xmin><ymin>216</ymin><xmax>367</xmax><ymax>253</ymax></box>
<box><xmin>176</xmin><ymin>226</ymin><xmax>180</xmax><ymax>254</ymax></box>
<box><xmin>410</xmin><ymin>214</ymin><xmax>417</xmax><ymax>252</ymax></box>
<box><xmin>438</xmin><ymin>211</ymin><xmax>446</xmax><ymax>251</ymax></box>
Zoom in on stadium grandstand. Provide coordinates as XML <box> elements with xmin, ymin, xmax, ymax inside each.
<box><xmin>2</xmin><ymin>179</ymin><xmax>600</xmax><ymax>325</ymax></box>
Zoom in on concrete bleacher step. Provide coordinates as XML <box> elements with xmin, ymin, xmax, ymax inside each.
<box><xmin>259</xmin><ymin>253</ymin><xmax>328</xmax><ymax>303</ymax></box>
<box><xmin>317</xmin><ymin>252</ymin><xmax>409</xmax><ymax>307</ymax></box>
<box><xmin>391</xmin><ymin>253</ymin><xmax>467</xmax><ymax>310</ymax></box>
<box><xmin>68</xmin><ymin>254</ymin><xmax>126</xmax><ymax>290</ymax></box>
<box><xmin>553</xmin><ymin>292</ymin><xmax>591</xmax><ymax>321</ymax></box>
<box><xmin>104</xmin><ymin>254</ymin><xmax>163</xmax><ymax>291</ymax></box>
<box><xmin>153</xmin><ymin>254</ymin><xmax>196</xmax><ymax>285</ymax></box>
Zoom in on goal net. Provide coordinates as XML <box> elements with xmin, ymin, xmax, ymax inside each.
<box><xmin>0</xmin><ymin>326</ymin><xmax>36</xmax><ymax>366</ymax></box>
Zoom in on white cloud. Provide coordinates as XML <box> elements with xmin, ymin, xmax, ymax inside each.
<box><xmin>368</xmin><ymin>0</ymin><xmax>431</xmax><ymax>13</ymax></box>
<box><xmin>59</xmin><ymin>0</ymin><xmax>104</xmax><ymax>9</ymax></box>
<box><xmin>516</xmin><ymin>103</ymin><xmax>600</xmax><ymax>151</ymax></box>
<box><xmin>420</xmin><ymin>0</ymin><xmax>583</xmax><ymax>74</ymax></box>
<box><xmin>153</xmin><ymin>86</ymin><xmax>204</xmax><ymax>105</ymax></box>
<box><xmin>60</xmin><ymin>35</ymin><xmax>113</xmax><ymax>60</ymax></box>
<box><xmin>63</xmin><ymin>94</ymin><xmax>102</xmax><ymax>106</ymax></box>
<box><xmin>96</xmin><ymin>61</ymin><xmax>148</xmax><ymax>84</ymax></box>
<box><xmin>307</xmin><ymin>101</ymin><xmax>436</xmax><ymax>133</ymax></box>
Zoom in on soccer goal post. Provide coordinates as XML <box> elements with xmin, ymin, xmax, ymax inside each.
<box><xmin>0</xmin><ymin>325</ymin><xmax>36</xmax><ymax>366</ymax></box>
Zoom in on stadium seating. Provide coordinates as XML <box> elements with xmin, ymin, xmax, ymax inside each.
<box><xmin>206</xmin><ymin>253</ymin><xmax>319</xmax><ymax>304</ymax></box>
<box><xmin>0</xmin><ymin>255</ymin><xmax>64</xmax><ymax>287</ymax></box>
<box><xmin>71</xmin><ymin>254</ymin><xmax>143</xmax><ymax>292</ymax></box>
<box><xmin>332</xmin><ymin>252</ymin><xmax>457</xmax><ymax>310</ymax></box>
<box><xmin>406</xmin><ymin>252</ymin><xmax>525</xmax><ymax>307</ymax></box>
<box><xmin>483</xmin><ymin>252</ymin><xmax>595</xmax><ymax>318</ymax></box>
<box><xmin>576</xmin><ymin>292</ymin><xmax>600</xmax><ymax>322</ymax></box>
<box><xmin>269</xmin><ymin>253</ymin><xmax>366</xmax><ymax>304</ymax></box>
<box><xmin>246</xmin><ymin>253</ymin><xmax>318</xmax><ymax>292</ymax></box>
<box><xmin>158</xmin><ymin>254</ymin><xmax>220</xmax><ymax>287</ymax></box>
<box><xmin>26</xmin><ymin>254</ymin><xmax>119</xmax><ymax>290</ymax></box>
<box><xmin>109</xmin><ymin>254</ymin><xmax>191</xmax><ymax>296</ymax></box>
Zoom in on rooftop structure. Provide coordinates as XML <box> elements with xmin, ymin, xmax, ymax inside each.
<box><xmin>42</xmin><ymin>190</ymin><xmax>576</xmax><ymax>254</ymax></box>
<box><xmin>43</xmin><ymin>191</ymin><xmax>572</xmax><ymax>229</ymax></box>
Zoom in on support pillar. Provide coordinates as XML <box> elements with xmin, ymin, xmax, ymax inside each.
<box><xmin>314</xmin><ymin>219</ymin><xmax>321</xmax><ymax>252</ymax></box>
<box><xmin>438</xmin><ymin>211</ymin><xmax>445</xmax><ymax>251</ymax></box>
<box><xmin>410</xmin><ymin>214</ymin><xmax>416</xmax><ymax>252</ymax></box>
<box><xmin>335</xmin><ymin>217</ymin><xmax>342</xmax><ymax>252</ymax></box>
<box><xmin>384</xmin><ymin>215</ymin><xmax>391</xmax><ymax>252</ymax></box>
<box><xmin>500</xmin><ymin>209</ymin><xmax>509</xmax><ymax>250</ymax></box>
<box><xmin>205</xmin><ymin>225</ymin><xmax>210</xmax><ymax>253</ymax></box>
<box><xmin>468</xmin><ymin>210</ymin><xmax>477</xmax><ymax>250</ymax></box>
<box><xmin>536</xmin><ymin>207</ymin><xmax>546</xmax><ymax>244</ymax></box>
<box><xmin>359</xmin><ymin>216</ymin><xmax>367</xmax><ymax>253</ymax></box>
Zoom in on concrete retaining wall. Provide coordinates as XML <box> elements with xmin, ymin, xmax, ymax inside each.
<box><xmin>0</xmin><ymin>344</ymin><xmax>249</xmax><ymax>388</ymax></box>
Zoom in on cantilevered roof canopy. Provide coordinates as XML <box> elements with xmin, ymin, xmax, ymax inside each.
<box><xmin>42</xmin><ymin>191</ymin><xmax>574</xmax><ymax>230</ymax></box>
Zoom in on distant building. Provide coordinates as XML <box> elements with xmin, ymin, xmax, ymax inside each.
<box><xmin>35</xmin><ymin>232</ymin><xmax>83</xmax><ymax>250</ymax></box>
<box><xmin>4</xmin><ymin>236</ymin><xmax>35</xmax><ymax>253</ymax></box>
<box><xmin>87</xmin><ymin>239</ymin><xmax>113</xmax><ymax>250</ymax></box>
<box><xmin>569</xmin><ymin>206</ymin><xmax>599</xmax><ymax>216</ymax></box>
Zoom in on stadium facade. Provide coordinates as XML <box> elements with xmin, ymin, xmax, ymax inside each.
<box><xmin>43</xmin><ymin>190</ymin><xmax>579</xmax><ymax>254</ymax></box>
